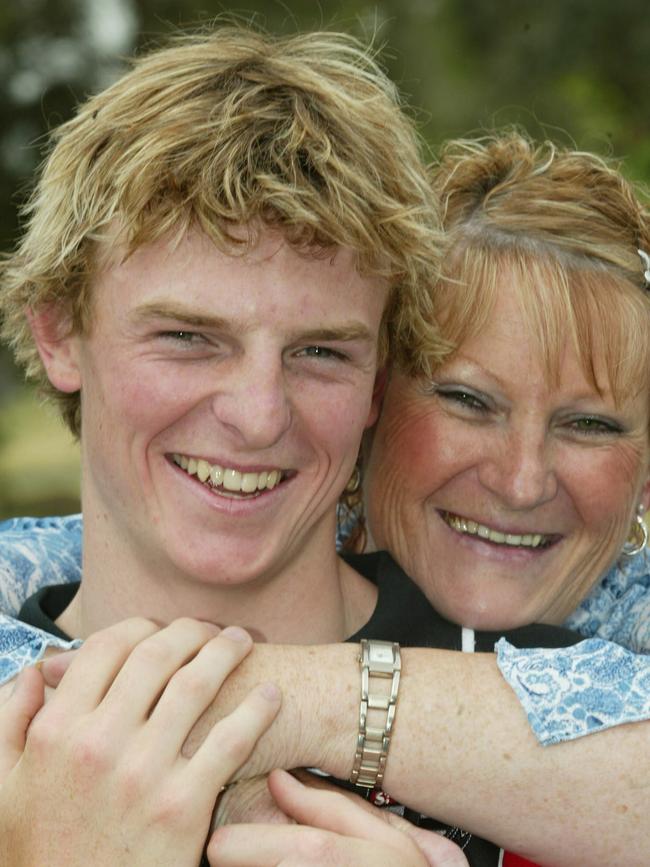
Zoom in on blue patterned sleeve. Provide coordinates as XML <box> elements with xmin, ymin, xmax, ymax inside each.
<box><xmin>0</xmin><ymin>514</ymin><xmax>82</xmax><ymax>615</ymax></box>
<box><xmin>496</xmin><ymin>553</ymin><xmax>650</xmax><ymax>743</ymax></box>
<box><xmin>0</xmin><ymin>614</ymin><xmax>80</xmax><ymax>685</ymax></box>
<box><xmin>496</xmin><ymin>636</ymin><xmax>650</xmax><ymax>745</ymax></box>
<box><xmin>0</xmin><ymin>515</ymin><xmax>83</xmax><ymax>685</ymax></box>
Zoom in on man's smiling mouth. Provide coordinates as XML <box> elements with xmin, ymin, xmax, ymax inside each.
<box><xmin>441</xmin><ymin>511</ymin><xmax>557</xmax><ymax>549</ymax></box>
<box><xmin>172</xmin><ymin>453</ymin><xmax>287</xmax><ymax>497</ymax></box>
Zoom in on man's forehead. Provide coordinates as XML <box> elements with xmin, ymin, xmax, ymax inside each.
<box><xmin>95</xmin><ymin>223</ymin><xmax>362</xmax><ymax>276</ymax></box>
<box><xmin>88</xmin><ymin>224</ymin><xmax>389</xmax><ymax>342</ymax></box>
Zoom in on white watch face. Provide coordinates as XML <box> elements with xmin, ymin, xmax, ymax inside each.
<box><xmin>369</xmin><ymin>643</ymin><xmax>394</xmax><ymax>664</ymax></box>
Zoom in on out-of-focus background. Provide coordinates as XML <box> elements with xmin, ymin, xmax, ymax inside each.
<box><xmin>1</xmin><ymin>0</ymin><xmax>649</xmax><ymax>519</ymax></box>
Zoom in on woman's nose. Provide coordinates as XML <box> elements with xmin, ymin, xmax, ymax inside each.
<box><xmin>478</xmin><ymin>427</ymin><xmax>557</xmax><ymax>510</ymax></box>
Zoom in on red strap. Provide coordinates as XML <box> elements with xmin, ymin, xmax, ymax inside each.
<box><xmin>503</xmin><ymin>853</ymin><xmax>542</xmax><ymax>867</ymax></box>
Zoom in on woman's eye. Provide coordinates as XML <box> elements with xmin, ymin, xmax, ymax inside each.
<box><xmin>567</xmin><ymin>416</ymin><xmax>622</xmax><ymax>436</ymax></box>
<box><xmin>435</xmin><ymin>387</ymin><xmax>489</xmax><ymax>413</ymax></box>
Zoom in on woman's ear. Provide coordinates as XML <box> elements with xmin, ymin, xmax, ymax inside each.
<box><xmin>365</xmin><ymin>366</ymin><xmax>388</xmax><ymax>429</ymax></box>
<box><xmin>27</xmin><ymin>305</ymin><xmax>82</xmax><ymax>394</ymax></box>
<box><xmin>641</xmin><ymin>475</ymin><xmax>650</xmax><ymax>516</ymax></box>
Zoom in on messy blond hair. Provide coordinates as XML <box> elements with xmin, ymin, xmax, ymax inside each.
<box><xmin>0</xmin><ymin>25</ymin><xmax>443</xmax><ymax>434</ymax></box>
<box><xmin>425</xmin><ymin>131</ymin><xmax>650</xmax><ymax>409</ymax></box>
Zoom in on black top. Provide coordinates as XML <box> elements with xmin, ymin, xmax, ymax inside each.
<box><xmin>19</xmin><ymin>550</ymin><xmax>579</xmax><ymax>866</ymax></box>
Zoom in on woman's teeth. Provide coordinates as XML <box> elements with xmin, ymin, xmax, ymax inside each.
<box><xmin>443</xmin><ymin>512</ymin><xmax>547</xmax><ymax>548</ymax></box>
<box><xmin>172</xmin><ymin>454</ymin><xmax>282</xmax><ymax>494</ymax></box>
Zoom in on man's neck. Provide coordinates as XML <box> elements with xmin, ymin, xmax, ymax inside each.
<box><xmin>57</xmin><ymin>512</ymin><xmax>377</xmax><ymax>645</ymax></box>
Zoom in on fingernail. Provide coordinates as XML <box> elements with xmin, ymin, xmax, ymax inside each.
<box><xmin>220</xmin><ymin>625</ymin><xmax>251</xmax><ymax>643</ymax></box>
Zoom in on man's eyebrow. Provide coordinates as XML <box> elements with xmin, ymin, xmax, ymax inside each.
<box><xmin>129</xmin><ymin>302</ymin><xmax>231</xmax><ymax>331</ymax></box>
<box><xmin>289</xmin><ymin>326</ymin><xmax>375</xmax><ymax>344</ymax></box>
<box><xmin>130</xmin><ymin>303</ymin><xmax>375</xmax><ymax>343</ymax></box>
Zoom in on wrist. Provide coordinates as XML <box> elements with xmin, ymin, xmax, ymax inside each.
<box><xmin>183</xmin><ymin>642</ymin><xmax>359</xmax><ymax>779</ymax></box>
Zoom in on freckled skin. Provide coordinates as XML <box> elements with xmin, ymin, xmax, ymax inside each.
<box><xmin>366</xmin><ymin>274</ymin><xmax>650</xmax><ymax>630</ymax></box>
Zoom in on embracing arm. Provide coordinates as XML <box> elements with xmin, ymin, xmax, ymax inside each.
<box><xmin>181</xmin><ymin>642</ymin><xmax>649</xmax><ymax>867</ymax></box>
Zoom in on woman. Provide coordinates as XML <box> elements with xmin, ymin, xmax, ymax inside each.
<box><xmin>2</xmin><ymin>133</ymin><xmax>650</xmax><ymax>866</ymax></box>
<box><xmin>365</xmin><ymin>131</ymin><xmax>650</xmax><ymax>636</ymax></box>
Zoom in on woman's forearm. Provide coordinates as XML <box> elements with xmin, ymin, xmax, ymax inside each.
<box><xmin>185</xmin><ymin>643</ymin><xmax>649</xmax><ymax>867</ymax></box>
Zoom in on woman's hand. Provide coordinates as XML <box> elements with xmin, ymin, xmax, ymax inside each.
<box><xmin>208</xmin><ymin>768</ymin><xmax>468</xmax><ymax>866</ymax></box>
<box><xmin>0</xmin><ymin>617</ymin><xmax>281</xmax><ymax>867</ymax></box>
<box><xmin>0</xmin><ymin>666</ymin><xmax>45</xmax><ymax>782</ymax></box>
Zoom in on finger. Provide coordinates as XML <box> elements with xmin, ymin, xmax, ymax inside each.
<box><xmin>50</xmin><ymin>617</ymin><xmax>160</xmax><ymax>712</ymax></box>
<box><xmin>38</xmin><ymin>649</ymin><xmax>78</xmax><ymax>688</ymax></box>
<box><xmin>381</xmin><ymin>810</ymin><xmax>470</xmax><ymax>867</ymax></box>
<box><xmin>208</xmin><ymin>822</ymin><xmax>403</xmax><ymax>867</ymax></box>
<box><xmin>0</xmin><ymin>667</ymin><xmax>45</xmax><ymax>779</ymax></box>
<box><xmin>186</xmin><ymin>681</ymin><xmax>281</xmax><ymax>796</ymax></box>
<box><xmin>268</xmin><ymin>769</ymin><xmax>402</xmax><ymax>845</ymax></box>
<box><xmin>99</xmin><ymin>618</ymin><xmax>220</xmax><ymax>724</ymax></box>
<box><xmin>214</xmin><ymin>774</ymin><xmax>295</xmax><ymax>828</ymax></box>
<box><xmin>399</xmin><ymin>825</ymin><xmax>470</xmax><ymax>867</ymax></box>
<box><xmin>271</xmin><ymin>772</ymin><xmax>467</xmax><ymax>867</ymax></box>
<box><xmin>147</xmin><ymin>626</ymin><xmax>253</xmax><ymax>756</ymax></box>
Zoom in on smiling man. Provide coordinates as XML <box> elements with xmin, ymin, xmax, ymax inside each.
<box><xmin>0</xmin><ymin>25</ymin><xmax>441</xmax><ymax>652</ymax></box>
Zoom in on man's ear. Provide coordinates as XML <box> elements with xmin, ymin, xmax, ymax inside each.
<box><xmin>27</xmin><ymin>306</ymin><xmax>82</xmax><ymax>394</ymax></box>
<box><xmin>365</xmin><ymin>366</ymin><xmax>388</xmax><ymax>429</ymax></box>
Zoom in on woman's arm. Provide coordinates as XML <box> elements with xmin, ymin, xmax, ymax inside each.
<box><xmin>180</xmin><ymin>641</ymin><xmax>649</xmax><ymax>867</ymax></box>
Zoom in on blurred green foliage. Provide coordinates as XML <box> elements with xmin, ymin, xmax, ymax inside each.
<box><xmin>0</xmin><ymin>0</ymin><xmax>648</xmax><ymax>517</ymax></box>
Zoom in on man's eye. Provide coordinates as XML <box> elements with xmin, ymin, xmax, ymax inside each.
<box><xmin>159</xmin><ymin>331</ymin><xmax>205</xmax><ymax>345</ymax></box>
<box><xmin>297</xmin><ymin>346</ymin><xmax>346</xmax><ymax>361</ymax></box>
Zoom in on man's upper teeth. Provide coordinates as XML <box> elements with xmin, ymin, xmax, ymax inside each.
<box><xmin>446</xmin><ymin>513</ymin><xmax>545</xmax><ymax>548</ymax></box>
<box><xmin>173</xmin><ymin>454</ymin><xmax>281</xmax><ymax>492</ymax></box>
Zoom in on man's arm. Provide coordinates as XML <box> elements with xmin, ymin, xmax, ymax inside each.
<box><xmin>183</xmin><ymin>642</ymin><xmax>649</xmax><ymax>867</ymax></box>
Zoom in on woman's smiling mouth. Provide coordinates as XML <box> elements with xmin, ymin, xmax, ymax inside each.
<box><xmin>441</xmin><ymin>510</ymin><xmax>558</xmax><ymax>549</ymax></box>
<box><xmin>172</xmin><ymin>453</ymin><xmax>289</xmax><ymax>497</ymax></box>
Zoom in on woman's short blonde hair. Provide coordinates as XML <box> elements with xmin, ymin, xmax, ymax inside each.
<box><xmin>422</xmin><ymin>131</ymin><xmax>650</xmax><ymax>410</ymax></box>
<box><xmin>0</xmin><ymin>25</ymin><xmax>443</xmax><ymax>435</ymax></box>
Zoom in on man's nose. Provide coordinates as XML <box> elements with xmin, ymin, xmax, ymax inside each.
<box><xmin>211</xmin><ymin>356</ymin><xmax>292</xmax><ymax>451</ymax></box>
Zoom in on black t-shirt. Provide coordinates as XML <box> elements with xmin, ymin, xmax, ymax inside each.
<box><xmin>19</xmin><ymin>550</ymin><xmax>579</xmax><ymax>866</ymax></box>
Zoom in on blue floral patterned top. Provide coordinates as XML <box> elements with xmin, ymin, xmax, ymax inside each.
<box><xmin>1</xmin><ymin>515</ymin><xmax>649</xmax><ymax>745</ymax></box>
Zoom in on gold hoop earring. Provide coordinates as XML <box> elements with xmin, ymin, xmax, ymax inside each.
<box><xmin>622</xmin><ymin>508</ymin><xmax>648</xmax><ymax>557</ymax></box>
<box><xmin>344</xmin><ymin>464</ymin><xmax>361</xmax><ymax>494</ymax></box>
